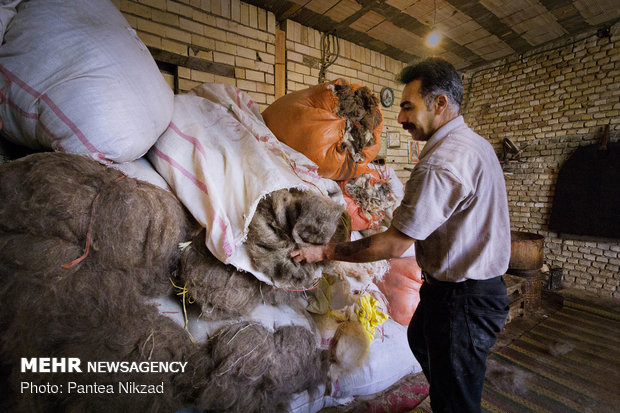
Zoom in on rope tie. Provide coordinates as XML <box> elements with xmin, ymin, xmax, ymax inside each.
<box><xmin>61</xmin><ymin>174</ymin><xmax>127</xmax><ymax>268</ymax></box>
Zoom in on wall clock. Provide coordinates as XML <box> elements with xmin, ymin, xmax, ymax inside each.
<box><xmin>380</xmin><ymin>87</ymin><xmax>394</xmax><ymax>107</ymax></box>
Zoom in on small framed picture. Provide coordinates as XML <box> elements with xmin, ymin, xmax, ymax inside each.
<box><xmin>408</xmin><ymin>140</ymin><xmax>421</xmax><ymax>164</ymax></box>
<box><xmin>387</xmin><ymin>132</ymin><xmax>400</xmax><ymax>148</ymax></box>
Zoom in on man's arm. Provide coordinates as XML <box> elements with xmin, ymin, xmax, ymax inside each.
<box><xmin>290</xmin><ymin>225</ymin><xmax>415</xmax><ymax>264</ymax></box>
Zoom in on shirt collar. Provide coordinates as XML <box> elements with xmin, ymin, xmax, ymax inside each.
<box><xmin>418</xmin><ymin>115</ymin><xmax>465</xmax><ymax>159</ymax></box>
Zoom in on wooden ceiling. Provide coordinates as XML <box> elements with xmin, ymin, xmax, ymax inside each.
<box><xmin>244</xmin><ymin>0</ymin><xmax>620</xmax><ymax>70</ymax></box>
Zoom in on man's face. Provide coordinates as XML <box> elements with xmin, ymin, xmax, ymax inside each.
<box><xmin>397</xmin><ymin>79</ymin><xmax>436</xmax><ymax>141</ymax></box>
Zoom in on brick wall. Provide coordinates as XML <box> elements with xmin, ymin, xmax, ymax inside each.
<box><xmin>462</xmin><ymin>23</ymin><xmax>620</xmax><ymax>297</ymax></box>
<box><xmin>115</xmin><ymin>0</ymin><xmax>277</xmax><ymax>107</ymax></box>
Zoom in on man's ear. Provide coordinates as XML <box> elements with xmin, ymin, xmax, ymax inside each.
<box><xmin>434</xmin><ymin>94</ymin><xmax>449</xmax><ymax>114</ymax></box>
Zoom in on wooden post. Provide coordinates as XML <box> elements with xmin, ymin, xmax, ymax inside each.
<box><xmin>274</xmin><ymin>22</ymin><xmax>286</xmax><ymax>99</ymax></box>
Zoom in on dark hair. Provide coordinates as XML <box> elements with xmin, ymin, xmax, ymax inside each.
<box><xmin>398</xmin><ymin>58</ymin><xmax>463</xmax><ymax>111</ymax></box>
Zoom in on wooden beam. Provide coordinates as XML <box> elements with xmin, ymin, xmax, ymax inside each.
<box><xmin>147</xmin><ymin>47</ymin><xmax>235</xmax><ymax>78</ymax></box>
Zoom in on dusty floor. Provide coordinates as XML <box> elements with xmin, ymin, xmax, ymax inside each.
<box><xmin>324</xmin><ymin>285</ymin><xmax>620</xmax><ymax>413</ymax></box>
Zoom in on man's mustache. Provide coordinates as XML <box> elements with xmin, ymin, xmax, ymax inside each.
<box><xmin>401</xmin><ymin>122</ymin><xmax>416</xmax><ymax>130</ymax></box>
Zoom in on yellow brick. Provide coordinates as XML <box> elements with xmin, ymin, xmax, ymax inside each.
<box><xmin>231</xmin><ymin>0</ymin><xmax>240</xmax><ymax>22</ymax></box>
<box><xmin>236</xmin><ymin>56</ymin><xmax>256</xmax><ymax>69</ymax></box>
<box><xmin>139</xmin><ymin>0</ymin><xmax>166</xmax><ymax>10</ymax></box>
<box><xmin>162</xmin><ymin>38</ymin><xmax>188</xmax><ymax>55</ymax></box>
<box><xmin>257</xmin><ymin>83</ymin><xmax>274</xmax><ymax>95</ymax></box>
<box><xmin>178</xmin><ymin>78</ymin><xmax>201</xmax><ymax>92</ymax></box>
<box><xmin>164</xmin><ymin>25</ymin><xmax>192</xmax><ymax>43</ymax></box>
<box><xmin>237</xmin><ymin>79</ymin><xmax>257</xmax><ymax>91</ymax></box>
<box><xmin>214</xmin><ymin>74</ymin><xmax>236</xmax><ymax>85</ymax></box>
<box><xmin>220</xmin><ymin>0</ymin><xmax>231</xmax><ymax>19</ymax></box>
<box><xmin>179</xmin><ymin>17</ymin><xmax>203</xmax><ymax>35</ymax></box>
<box><xmin>191</xmin><ymin>34</ymin><xmax>216</xmax><ymax>50</ymax></box>
<box><xmin>178</xmin><ymin>67</ymin><xmax>191</xmax><ymax>78</ymax></box>
<box><xmin>204</xmin><ymin>26</ymin><xmax>227</xmax><ymax>42</ymax></box>
<box><xmin>137</xmin><ymin>31</ymin><xmax>162</xmax><ymax>48</ymax></box>
<box><xmin>246</xmin><ymin>38</ymin><xmax>267</xmax><ymax>52</ymax></box>
<box><xmin>199</xmin><ymin>0</ymin><xmax>211</xmax><ymax>13</ymax></box>
<box><xmin>258</xmin><ymin>7</ymin><xmax>266</xmax><ymax>31</ymax></box>
<box><xmin>245</xmin><ymin>70</ymin><xmax>265</xmax><ymax>82</ymax></box>
<box><xmin>249</xmin><ymin>4</ymin><xmax>257</xmax><ymax>28</ymax></box>
<box><xmin>120</xmin><ymin>0</ymin><xmax>152</xmax><ymax>18</ymax></box>
<box><xmin>192</xmin><ymin>49</ymin><xmax>213</xmax><ymax>60</ymax></box>
<box><xmin>235</xmin><ymin>67</ymin><xmax>245</xmax><ymax>78</ymax></box>
<box><xmin>240</xmin><ymin>3</ymin><xmax>249</xmax><ymax>26</ymax></box>
<box><xmin>213</xmin><ymin>51</ymin><xmax>235</xmax><ymax>65</ymax></box>
<box><xmin>216</xmin><ymin>42</ymin><xmax>237</xmax><ymax>55</ymax></box>
<box><xmin>136</xmin><ymin>17</ymin><xmax>166</xmax><ymax>36</ymax></box>
<box><xmin>236</xmin><ymin>45</ymin><xmax>256</xmax><ymax>60</ymax></box>
<box><xmin>190</xmin><ymin>69</ymin><xmax>216</xmax><ymax>83</ymax></box>
<box><xmin>167</xmin><ymin>1</ymin><xmax>194</xmax><ymax>17</ymax></box>
<box><xmin>193</xmin><ymin>10</ymin><xmax>217</xmax><ymax>26</ymax></box>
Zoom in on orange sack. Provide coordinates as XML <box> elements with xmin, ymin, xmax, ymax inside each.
<box><xmin>262</xmin><ymin>78</ymin><xmax>383</xmax><ymax>181</ymax></box>
<box><xmin>377</xmin><ymin>256</ymin><xmax>423</xmax><ymax>326</ymax></box>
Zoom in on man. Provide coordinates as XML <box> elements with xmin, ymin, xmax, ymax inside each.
<box><xmin>291</xmin><ymin>57</ymin><xmax>510</xmax><ymax>413</ymax></box>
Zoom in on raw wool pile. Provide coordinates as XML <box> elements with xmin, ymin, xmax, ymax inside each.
<box><xmin>0</xmin><ymin>267</ymin><xmax>196</xmax><ymax>412</ymax></box>
<box><xmin>0</xmin><ymin>152</ymin><xmax>192</xmax><ymax>296</ymax></box>
<box><xmin>0</xmin><ymin>152</ymin><xmax>204</xmax><ymax>411</ymax></box>
<box><xmin>333</xmin><ymin>82</ymin><xmax>382</xmax><ymax>162</ymax></box>
<box><xmin>246</xmin><ymin>188</ymin><xmax>344</xmax><ymax>289</ymax></box>
<box><xmin>178</xmin><ymin>229</ymin><xmax>301</xmax><ymax>321</ymax></box>
<box><xmin>176</xmin><ymin>321</ymin><xmax>327</xmax><ymax>413</ymax></box>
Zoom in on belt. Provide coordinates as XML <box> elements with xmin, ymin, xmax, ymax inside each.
<box><xmin>422</xmin><ymin>271</ymin><xmax>504</xmax><ymax>290</ymax></box>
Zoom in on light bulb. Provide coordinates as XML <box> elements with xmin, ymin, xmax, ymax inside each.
<box><xmin>427</xmin><ymin>31</ymin><xmax>440</xmax><ymax>46</ymax></box>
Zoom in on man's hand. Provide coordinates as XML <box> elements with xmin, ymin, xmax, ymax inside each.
<box><xmin>290</xmin><ymin>245</ymin><xmax>328</xmax><ymax>264</ymax></box>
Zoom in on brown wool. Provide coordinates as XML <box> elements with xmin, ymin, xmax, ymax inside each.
<box><xmin>178</xmin><ymin>229</ymin><xmax>300</xmax><ymax>320</ymax></box>
<box><xmin>246</xmin><ymin>188</ymin><xmax>344</xmax><ymax>288</ymax></box>
<box><xmin>0</xmin><ymin>267</ymin><xmax>196</xmax><ymax>412</ymax></box>
<box><xmin>0</xmin><ymin>152</ymin><xmax>191</xmax><ymax>296</ymax></box>
<box><xmin>266</xmin><ymin>325</ymin><xmax>327</xmax><ymax>396</ymax></box>
<box><xmin>188</xmin><ymin>322</ymin><xmax>327</xmax><ymax>413</ymax></box>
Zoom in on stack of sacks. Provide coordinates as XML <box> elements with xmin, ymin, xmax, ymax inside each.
<box><xmin>0</xmin><ymin>0</ymin><xmax>173</xmax><ymax>164</ymax></box>
<box><xmin>262</xmin><ymin>78</ymin><xmax>383</xmax><ymax>180</ymax></box>
<box><xmin>149</xmin><ymin>83</ymin><xmax>345</xmax><ymax>290</ymax></box>
<box><xmin>0</xmin><ymin>152</ymin><xmax>201</xmax><ymax>411</ymax></box>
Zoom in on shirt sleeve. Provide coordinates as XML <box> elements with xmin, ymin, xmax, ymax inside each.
<box><xmin>392</xmin><ymin>164</ymin><xmax>469</xmax><ymax>240</ymax></box>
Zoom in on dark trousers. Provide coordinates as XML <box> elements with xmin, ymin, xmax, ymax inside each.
<box><xmin>407</xmin><ymin>274</ymin><xmax>509</xmax><ymax>413</ymax></box>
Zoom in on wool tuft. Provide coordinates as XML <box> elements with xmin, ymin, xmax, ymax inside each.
<box><xmin>333</xmin><ymin>82</ymin><xmax>382</xmax><ymax>162</ymax></box>
<box><xmin>246</xmin><ymin>188</ymin><xmax>344</xmax><ymax>288</ymax></box>
<box><xmin>178</xmin><ymin>229</ymin><xmax>300</xmax><ymax>320</ymax></box>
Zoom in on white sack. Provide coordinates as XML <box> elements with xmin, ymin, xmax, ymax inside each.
<box><xmin>328</xmin><ymin>319</ymin><xmax>421</xmax><ymax>398</ymax></box>
<box><xmin>0</xmin><ymin>0</ymin><xmax>173</xmax><ymax>163</ymax></box>
<box><xmin>0</xmin><ymin>0</ymin><xmax>21</xmax><ymax>41</ymax></box>
<box><xmin>149</xmin><ymin>83</ymin><xmax>343</xmax><ymax>286</ymax></box>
